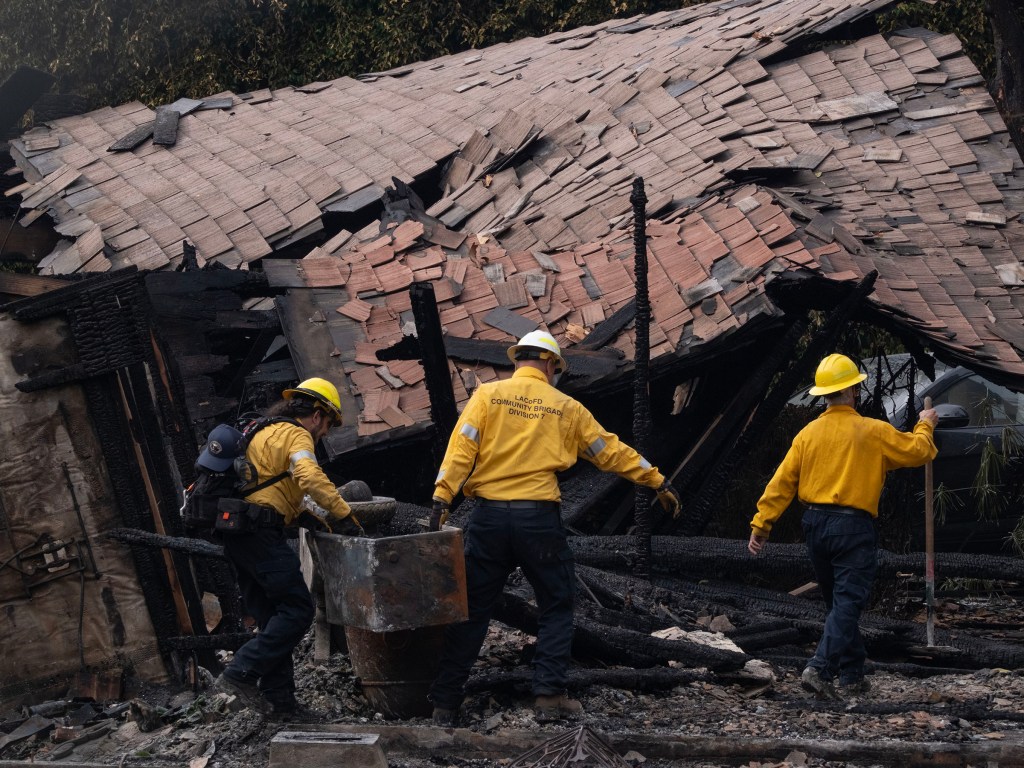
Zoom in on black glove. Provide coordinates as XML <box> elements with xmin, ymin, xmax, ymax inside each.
<box><xmin>334</xmin><ymin>513</ymin><xmax>365</xmax><ymax>537</ymax></box>
<box><xmin>295</xmin><ymin>510</ymin><xmax>333</xmax><ymax>533</ymax></box>
<box><xmin>429</xmin><ymin>500</ymin><xmax>450</xmax><ymax>532</ymax></box>
<box><xmin>656</xmin><ymin>481</ymin><xmax>682</xmax><ymax>518</ymax></box>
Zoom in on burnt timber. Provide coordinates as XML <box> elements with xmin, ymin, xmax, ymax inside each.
<box><xmin>2</xmin><ymin>0</ymin><xmax>1024</xmax><ymax>704</ymax></box>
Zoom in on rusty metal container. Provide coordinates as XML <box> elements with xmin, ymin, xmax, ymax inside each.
<box><xmin>311</xmin><ymin>528</ymin><xmax>466</xmax><ymax>632</ymax></box>
<box><xmin>342</xmin><ymin>625</ymin><xmax>445</xmax><ymax>719</ymax></box>
<box><xmin>310</xmin><ymin>529</ymin><xmax>467</xmax><ymax>719</ymax></box>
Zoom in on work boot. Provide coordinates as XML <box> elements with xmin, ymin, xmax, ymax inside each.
<box><xmin>534</xmin><ymin>693</ymin><xmax>583</xmax><ymax>722</ymax></box>
<box><xmin>213</xmin><ymin>674</ymin><xmax>272</xmax><ymax>714</ymax></box>
<box><xmin>800</xmin><ymin>667</ymin><xmax>840</xmax><ymax>701</ymax></box>
<box><xmin>432</xmin><ymin>707</ymin><xmax>459</xmax><ymax>727</ymax></box>
<box><xmin>839</xmin><ymin>677</ymin><xmax>872</xmax><ymax>696</ymax></box>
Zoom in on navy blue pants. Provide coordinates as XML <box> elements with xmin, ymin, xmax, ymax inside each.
<box><xmin>221</xmin><ymin>527</ymin><xmax>314</xmax><ymax>708</ymax></box>
<box><xmin>429</xmin><ymin>501</ymin><xmax>575</xmax><ymax>710</ymax></box>
<box><xmin>801</xmin><ymin>507</ymin><xmax>878</xmax><ymax>685</ymax></box>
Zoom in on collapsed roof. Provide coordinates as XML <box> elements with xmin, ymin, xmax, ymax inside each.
<box><xmin>7</xmin><ymin>0</ymin><xmax>1024</xmax><ymax>455</ymax></box>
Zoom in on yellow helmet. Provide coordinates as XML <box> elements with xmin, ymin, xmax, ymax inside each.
<box><xmin>283</xmin><ymin>377</ymin><xmax>343</xmax><ymax>425</ymax></box>
<box><xmin>808</xmin><ymin>354</ymin><xmax>867</xmax><ymax>396</ymax></box>
<box><xmin>507</xmin><ymin>330</ymin><xmax>566</xmax><ymax>373</ymax></box>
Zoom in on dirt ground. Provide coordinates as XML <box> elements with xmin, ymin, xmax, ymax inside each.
<box><xmin>3</xmin><ymin>592</ymin><xmax>1024</xmax><ymax>767</ymax></box>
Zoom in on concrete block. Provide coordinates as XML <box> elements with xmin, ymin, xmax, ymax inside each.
<box><xmin>269</xmin><ymin>731</ymin><xmax>387</xmax><ymax>768</ymax></box>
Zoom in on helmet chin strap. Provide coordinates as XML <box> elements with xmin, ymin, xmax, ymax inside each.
<box><xmin>548</xmin><ymin>358</ymin><xmax>561</xmax><ymax>387</ymax></box>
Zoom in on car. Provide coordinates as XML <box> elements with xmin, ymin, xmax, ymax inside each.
<box><xmin>906</xmin><ymin>366</ymin><xmax>1024</xmax><ymax>553</ymax></box>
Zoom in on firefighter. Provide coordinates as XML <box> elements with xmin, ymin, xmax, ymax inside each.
<box><xmin>427</xmin><ymin>330</ymin><xmax>682</xmax><ymax>725</ymax></box>
<box><xmin>213</xmin><ymin>377</ymin><xmax>362</xmax><ymax>717</ymax></box>
<box><xmin>748</xmin><ymin>353</ymin><xmax>938</xmax><ymax>699</ymax></box>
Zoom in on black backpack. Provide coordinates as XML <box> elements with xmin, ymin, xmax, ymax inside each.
<box><xmin>181</xmin><ymin>416</ymin><xmax>300</xmax><ymax>532</ymax></box>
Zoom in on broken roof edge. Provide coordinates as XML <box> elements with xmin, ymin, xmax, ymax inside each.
<box><xmin>766</xmin><ymin>270</ymin><xmax>1024</xmax><ymax>393</ymax></box>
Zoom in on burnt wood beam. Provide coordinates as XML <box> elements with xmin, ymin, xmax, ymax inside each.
<box><xmin>576</xmin><ymin>561</ymin><xmax>1024</xmax><ymax>670</ymax></box>
<box><xmin>495</xmin><ymin>590</ymin><xmax>748</xmax><ymax>671</ymax></box>
<box><xmin>378</xmin><ymin>334</ymin><xmax>625</xmax><ymax>391</ymax></box>
<box><xmin>144</xmin><ymin>269</ymin><xmax>270</xmax><ymax>312</ymax></box>
<box><xmin>15</xmin><ymin>363</ymin><xmax>89</xmax><ymax>392</ymax></box>
<box><xmin>578</xmin><ymin>600</ymin><xmax>676</xmax><ymax>635</ymax></box>
<box><xmin>410</xmin><ymin>281</ymin><xmax>458</xmax><ymax>459</ymax></box>
<box><xmin>82</xmin><ymin>375</ymin><xmax>179</xmax><ymax>675</ymax></box>
<box><xmin>571</xmin><ymin>535</ymin><xmax>1024</xmax><ymax>585</ymax></box>
<box><xmin>119</xmin><ymin>362</ymin><xmax>219</xmax><ymax>671</ymax></box>
<box><xmin>4</xmin><ymin>268</ymin><xmax>139</xmax><ymax>319</ymax></box>
<box><xmin>465</xmin><ymin>665</ymin><xmax>712</xmax><ymax>694</ymax></box>
<box><xmin>147</xmin><ymin>326</ymin><xmax>202</xmax><ymax>485</ymax></box>
<box><xmin>16</xmin><ymin>276</ymin><xmax>151</xmax><ymax>391</ymax></box>
<box><xmin>649</xmin><ymin>570</ymin><xmax>1024</xmax><ymax>670</ymax></box>
<box><xmin>630</xmin><ymin>177</ymin><xmax>654</xmax><ymax>579</ymax></box>
<box><xmin>107</xmin><ymin>528</ymin><xmax>225</xmax><ymax>558</ymax></box>
<box><xmin>495</xmin><ymin>590</ymin><xmax>659</xmax><ymax>667</ymax></box>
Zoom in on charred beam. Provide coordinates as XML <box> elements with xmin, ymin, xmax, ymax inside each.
<box><xmin>630</xmin><ymin>177</ymin><xmax>654</xmax><ymax>578</ymax></box>
<box><xmin>570</xmin><ymin>533</ymin><xmax>1024</xmax><ymax>587</ymax></box>
<box><xmin>466</xmin><ymin>665</ymin><xmax>712</xmax><ymax>694</ymax></box>
<box><xmin>106</xmin><ymin>528</ymin><xmax>224</xmax><ymax>558</ymax></box>
<box><xmin>762</xmin><ymin>652</ymin><xmax>979</xmax><ymax>678</ymax></box>
<box><xmin>5</xmin><ymin>269</ymin><xmax>140</xmax><ymax>320</ymax></box>
<box><xmin>410</xmin><ymin>281</ymin><xmax>459</xmax><ymax>460</ymax></box>
<box><xmin>496</xmin><ymin>590</ymin><xmax>747</xmax><ymax>670</ymax></box>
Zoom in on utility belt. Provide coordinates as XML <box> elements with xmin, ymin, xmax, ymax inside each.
<box><xmin>183</xmin><ymin>494</ymin><xmax>283</xmax><ymax>534</ymax></box>
<box><xmin>477</xmin><ymin>499</ymin><xmax>561</xmax><ymax>513</ymax></box>
<box><xmin>806</xmin><ymin>504</ymin><xmax>872</xmax><ymax>520</ymax></box>
<box><xmin>214</xmin><ymin>498</ymin><xmax>284</xmax><ymax>533</ymax></box>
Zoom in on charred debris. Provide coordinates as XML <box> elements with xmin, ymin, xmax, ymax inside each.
<box><xmin>1</xmin><ymin>195</ymin><xmax>1023</xmax><ymax>710</ymax></box>
<box><xmin>2</xmin><ymin>0</ymin><xmax>1024</xmax><ymax>719</ymax></box>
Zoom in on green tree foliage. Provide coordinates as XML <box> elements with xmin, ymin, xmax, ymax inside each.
<box><xmin>0</xmin><ymin>0</ymin><xmax>696</xmax><ymax>110</ymax></box>
<box><xmin>0</xmin><ymin>0</ymin><xmax>290</xmax><ymax>107</ymax></box>
<box><xmin>876</xmin><ymin>0</ymin><xmax>1021</xmax><ymax>82</ymax></box>
<box><xmin>0</xmin><ymin>1</ymin><xmax>1014</xmax><ymax>122</ymax></box>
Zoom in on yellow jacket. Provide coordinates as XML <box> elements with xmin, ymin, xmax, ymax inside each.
<box><xmin>434</xmin><ymin>366</ymin><xmax>665</xmax><ymax>504</ymax></box>
<box><xmin>243</xmin><ymin>420</ymin><xmax>352</xmax><ymax>525</ymax></box>
<box><xmin>750</xmin><ymin>405</ymin><xmax>937</xmax><ymax>537</ymax></box>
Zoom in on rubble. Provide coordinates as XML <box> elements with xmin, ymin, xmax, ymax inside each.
<box><xmin>2</xmin><ymin>592</ymin><xmax>1024</xmax><ymax>767</ymax></box>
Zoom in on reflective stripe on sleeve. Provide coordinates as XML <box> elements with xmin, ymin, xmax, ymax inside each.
<box><xmin>436</xmin><ymin>469</ymin><xmax>445</xmax><ymax>483</ymax></box>
<box><xmin>289</xmin><ymin>449</ymin><xmax>317</xmax><ymax>474</ymax></box>
<box><xmin>460</xmin><ymin>424</ymin><xmax>480</xmax><ymax>443</ymax></box>
<box><xmin>584</xmin><ymin>437</ymin><xmax>607</xmax><ymax>458</ymax></box>
<box><xmin>639</xmin><ymin>457</ymin><xmax>652</xmax><ymax>470</ymax></box>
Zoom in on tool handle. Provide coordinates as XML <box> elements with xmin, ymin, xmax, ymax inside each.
<box><xmin>924</xmin><ymin>396</ymin><xmax>935</xmax><ymax>647</ymax></box>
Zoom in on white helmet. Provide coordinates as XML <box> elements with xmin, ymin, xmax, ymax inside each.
<box><xmin>507</xmin><ymin>330</ymin><xmax>566</xmax><ymax>373</ymax></box>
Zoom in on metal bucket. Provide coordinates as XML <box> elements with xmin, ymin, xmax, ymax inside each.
<box><xmin>311</xmin><ymin>529</ymin><xmax>467</xmax><ymax>632</ymax></box>
<box><xmin>344</xmin><ymin>624</ymin><xmax>445</xmax><ymax>719</ymax></box>
<box><xmin>310</xmin><ymin>529</ymin><xmax>467</xmax><ymax>719</ymax></box>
